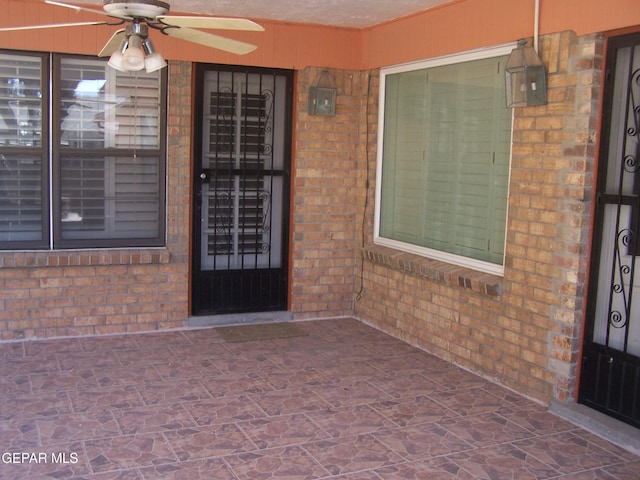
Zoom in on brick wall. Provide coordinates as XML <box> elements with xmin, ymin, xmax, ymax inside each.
<box><xmin>0</xmin><ymin>32</ymin><xmax>605</xmax><ymax>410</ymax></box>
<box><xmin>355</xmin><ymin>31</ymin><xmax>603</xmax><ymax>405</ymax></box>
<box><xmin>0</xmin><ymin>62</ymin><xmax>192</xmax><ymax>340</ymax></box>
<box><xmin>0</xmin><ymin>62</ymin><xmax>373</xmax><ymax>340</ymax></box>
<box><xmin>289</xmin><ymin>67</ymin><xmax>369</xmax><ymax>319</ymax></box>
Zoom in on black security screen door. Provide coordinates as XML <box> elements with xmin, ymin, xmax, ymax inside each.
<box><xmin>580</xmin><ymin>32</ymin><xmax>640</xmax><ymax>429</ymax></box>
<box><xmin>192</xmin><ymin>66</ymin><xmax>292</xmax><ymax>315</ymax></box>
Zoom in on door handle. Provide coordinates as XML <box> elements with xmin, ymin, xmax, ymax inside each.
<box><xmin>200</xmin><ymin>169</ymin><xmax>215</xmax><ymax>182</ymax></box>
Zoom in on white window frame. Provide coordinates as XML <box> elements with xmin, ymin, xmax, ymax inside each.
<box><xmin>374</xmin><ymin>43</ymin><xmax>515</xmax><ymax>276</ymax></box>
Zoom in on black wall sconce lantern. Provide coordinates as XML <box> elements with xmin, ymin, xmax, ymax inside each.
<box><xmin>505</xmin><ymin>39</ymin><xmax>547</xmax><ymax>107</ymax></box>
<box><xmin>308</xmin><ymin>69</ymin><xmax>337</xmax><ymax>116</ymax></box>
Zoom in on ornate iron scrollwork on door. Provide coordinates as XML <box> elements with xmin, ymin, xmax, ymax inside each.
<box><xmin>609</xmin><ymin>228</ymin><xmax>633</xmax><ymax>333</ymax></box>
<box><xmin>204</xmin><ymin>83</ymin><xmax>275</xmax><ymax>259</ymax></box>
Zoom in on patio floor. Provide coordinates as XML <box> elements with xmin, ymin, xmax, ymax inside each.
<box><xmin>1</xmin><ymin>317</ymin><xmax>638</xmax><ymax>479</ymax></box>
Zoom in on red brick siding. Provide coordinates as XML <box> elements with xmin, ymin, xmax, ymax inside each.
<box><xmin>0</xmin><ymin>61</ymin><xmax>192</xmax><ymax>340</ymax></box>
<box><xmin>289</xmin><ymin>68</ymin><xmax>368</xmax><ymax>319</ymax></box>
<box><xmin>355</xmin><ymin>32</ymin><xmax>602</xmax><ymax>405</ymax></box>
<box><xmin>0</xmin><ymin>31</ymin><xmax>605</xmax><ymax>412</ymax></box>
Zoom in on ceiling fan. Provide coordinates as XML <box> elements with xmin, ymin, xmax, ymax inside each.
<box><xmin>0</xmin><ymin>0</ymin><xmax>264</xmax><ymax>72</ymax></box>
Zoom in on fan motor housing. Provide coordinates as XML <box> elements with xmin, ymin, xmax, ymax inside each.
<box><xmin>103</xmin><ymin>0</ymin><xmax>170</xmax><ymax>19</ymax></box>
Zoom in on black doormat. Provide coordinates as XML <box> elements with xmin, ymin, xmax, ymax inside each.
<box><xmin>215</xmin><ymin>322</ymin><xmax>308</xmax><ymax>343</ymax></box>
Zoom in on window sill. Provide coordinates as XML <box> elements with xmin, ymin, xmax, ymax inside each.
<box><xmin>362</xmin><ymin>244</ymin><xmax>503</xmax><ymax>297</ymax></box>
<box><xmin>0</xmin><ymin>248</ymin><xmax>170</xmax><ymax>268</ymax></box>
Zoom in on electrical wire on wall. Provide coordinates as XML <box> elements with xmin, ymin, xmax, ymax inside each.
<box><xmin>355</xmin><ymin>69</ymin><xmax>373</xmax><ymax>302</ymax></box>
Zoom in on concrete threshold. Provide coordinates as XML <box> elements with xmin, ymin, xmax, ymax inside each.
<box><xmin>186</xmin><ymin>311</ymin><xmax>294</xmax><ymax>328</ymax></box>
<box><xmin>549</xmin><ymin>400</ymin><xmax>640</xmax><ymax>456</ymax></box>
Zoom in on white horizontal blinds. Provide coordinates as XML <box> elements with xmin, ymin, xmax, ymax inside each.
<box><xmin>444</xmin><ymin>57</ymin><xmax>511</xmax><ymax>263</ymax></box>
<box><xmin>60</xmin><ymin>155</ymin><xmax>160</xmax><ymax>239</ymax></box>
<box><xmin>0</xmin><ymin>53</ymin><xmax>44</xmax><ymax>243</ymax></box>
<box><xmin>113</xmin><ymin>156</ymin><xmax>160</xmax><ymax>236</ymax></box>
<box><xmin>380</xmin><ymin>72</ymin><xmax>424</xmax><ymax>242</ymax></box>
<box><xmin>60</xmin><ymin>157</ymin><xmax>104</xmax><ymax>232</ymax></box>
<box><xmin>59</xmin><ymin>59</ymin><xmax>162</xmax><ymax>241</ymax></box>
<box><xmin>206</xmin><ymin>76</ymin><xmax>236</xmax><ymax>259</ymax></box>
<box><xmin>60</xmin><ymin>60</ymin><xmax>161</xmax><ymax>149</ymax></box>
<box><xmin>60</xmin><ymin>61</ymin><xmax>106</xmax><ymax>148</ymax></box>
<box><xmin>0</xmin><ymin>54</ymin><xmax>43</xmax><ymax>147</ymax></box>
<box><xmin>380</xmin><ymin>55</ymin><xmax>510</xmax><ymax>266</ymax></box>
<box><xmin>423</xmin><ymin>66</ymin><xmax>457</xmax><ymax>251</ymax></box>
<box><xmin>0</xmin><ymin>154</ymin><xmax>43</xmax><ymax>241</ymax></box>
<box><xmin>113</xmin><ymin>71</ymin><xmax>161</xmax><ymax>148</ymax></box>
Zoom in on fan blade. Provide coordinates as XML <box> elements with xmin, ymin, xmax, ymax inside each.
<box><xmin>98</xmin><ymin>28</ymin><xmax>126</xmax><ymax>57</ymax></box>
<box><xmin>157</xmin><ymin>16</ymin><xmax>264</xmax><ymax>32</ymax></box>
<box><xmin>0</xmin><ymin>21</ymin><xmax>107</xmax><ymax>32</ymax></box>
<box><xmin>163</xmin><ymin>27</ymin><xmax>257</xmax><ymax>55</ymax></box>
<box><xmin>45</xmin><ymin>1</ymin><xmax>110</xmax><ymax>16</ymax></box>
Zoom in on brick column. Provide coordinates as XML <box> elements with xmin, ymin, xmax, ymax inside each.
<box><xmin>290</xmin><ymin>68</ymin><xmax>367</xmax><ymax>318</ymax></box>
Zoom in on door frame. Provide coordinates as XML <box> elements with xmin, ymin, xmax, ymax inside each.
<box><xmin>190</xmin><ymin>64</ymin><xmax>294</xmax><ymax>316</ymax></box>
<box><xmin>579</xmin><ymin>29</ymin><xmax>640</xmax><ymax>429</ymax></box>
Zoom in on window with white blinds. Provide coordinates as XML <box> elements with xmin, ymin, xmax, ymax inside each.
<box><xmin>375</xmin><ymin>47</ymin><xmax>513</xmax><ymax>275</ymax></box>
<box><xmin>0</xmin><ymin>52</ymin><xmax>47</xmax><ymax>246</ymax></box>
<box><xmin>57</xmin><ymin>58</ymin><xmax>164</xmax><ymax>245</ymax></box>
<box><xmin>0</xmin><ymin>51</ymin><xmax>166</xmax><ymax>249</ymax></box>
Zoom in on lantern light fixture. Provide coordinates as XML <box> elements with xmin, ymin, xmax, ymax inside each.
<box><xmin>505</xmin><ymin>39</ymin><xmax>547</xmax><ymax>108</ymax></box>
<box><xmin>308</xmin><ymin>69</ymin><xmax>337</xmax><ymax>116</ymax></box>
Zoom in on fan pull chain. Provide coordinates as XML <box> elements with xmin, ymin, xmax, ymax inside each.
<box><xmin>132</xmin><ymin>71</ymin><xmax>138</xmax><ymax>161</ymax></box>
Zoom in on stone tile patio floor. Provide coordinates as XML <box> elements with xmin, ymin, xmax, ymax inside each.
<box><xmin>1</xmin><ymin>317</ymin><xmax>638</xmax><ymax>479</ymax></box>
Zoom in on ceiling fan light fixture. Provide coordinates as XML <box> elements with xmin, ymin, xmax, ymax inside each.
<box><xmin>122</xmin><ymin>34</ymin><xmax>145</xmax><ymax>71</ymax></box>
<box><xmin>108</xmin><ymin>50</ymin><xmax>126</xmax><ymax>71</ymax></box>
<box><xmin>8</xmin><ymin>1</ymin><xmax>264</xmax><ymax>61</ymax></box>
<box><xmin>107</xmin><ymin>39</ymin><xmax>128</xmax><ymax>71</ymax></box>
<box><xmin>103</xmin><ymin>0</ymin><xmax>170</xmax><ymax>19</ymax></box>
<box><xmin>142</xmin><ymin>38</ymin><xmax>167</xmax><ymax>72</ymax></box>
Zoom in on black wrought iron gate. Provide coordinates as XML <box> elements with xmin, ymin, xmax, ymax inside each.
<box><xmin>580</xmin><ymin>32</ymin><xmax>640</xmax><ymax>428</ymax></box>
<box><xmin>192</xmin><ymin>66</ymin><xmax>292</xmax><ymax>315</ymax></box>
